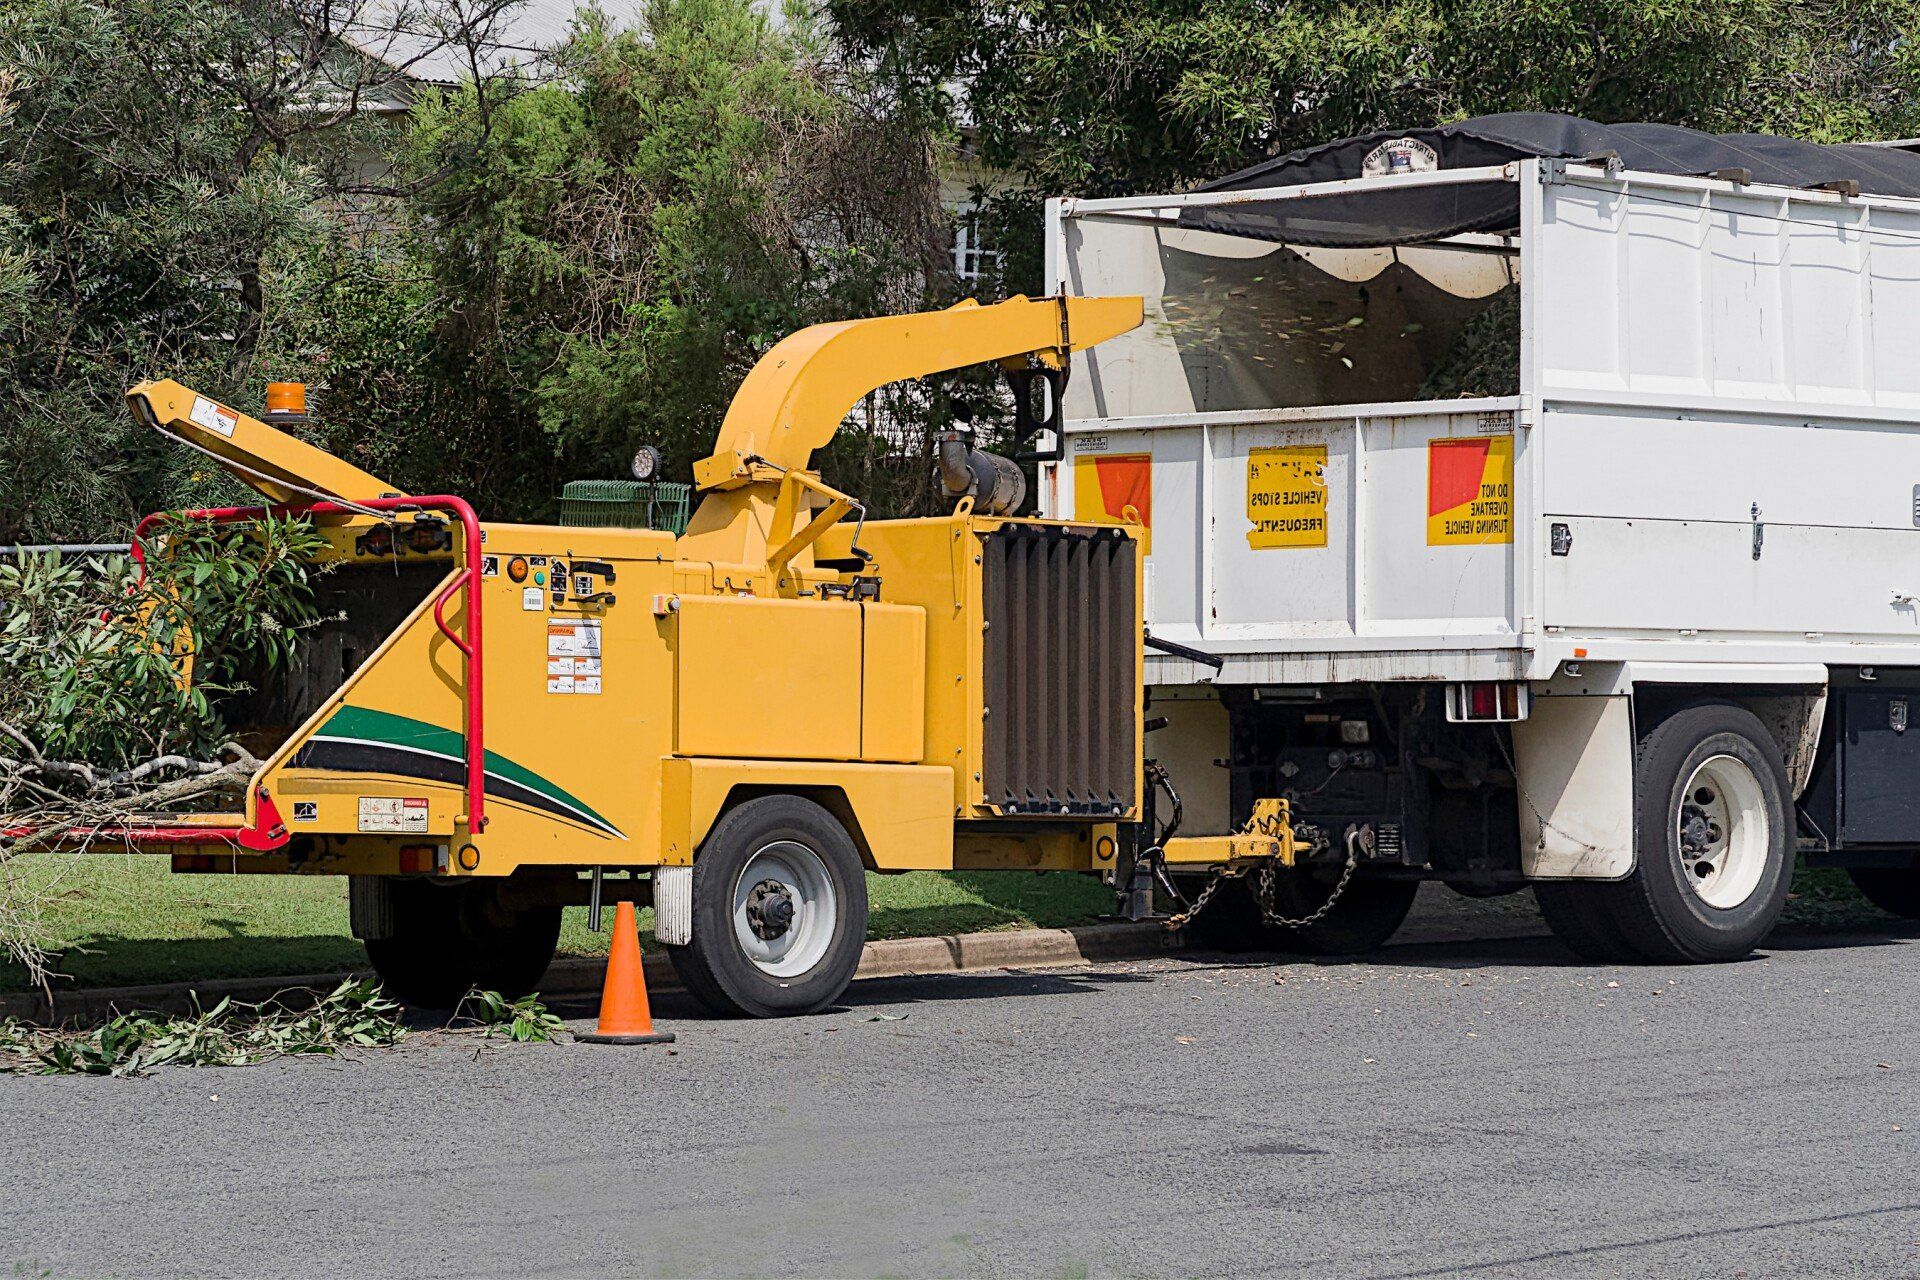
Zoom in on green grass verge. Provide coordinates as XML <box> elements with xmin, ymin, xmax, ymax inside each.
<box><xmin>1780</xmin><ymin>865</ymin><xmax>1886</xmax><ymax>928</ymax></box>
<box><xmin>0</xmin><ymin>857</ymin><xmax>1896</xmax><ymax>993</ymax></box>
<box><xmin>0</xmin><ymin>855</ymin><xmax>1114</xmax><ymax>991</ymax></box>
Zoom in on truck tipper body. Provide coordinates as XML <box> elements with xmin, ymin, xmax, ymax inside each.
<box><xmin>1043</xmin><ymin>114</ymin><xmax>1920</xmax><ymax>960</ymax></box>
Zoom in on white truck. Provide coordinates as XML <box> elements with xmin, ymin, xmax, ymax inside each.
<box><xmin>1039</xmin><ymin>114</ymin><xmax>1920</xmax><ymax>963</ymax></box>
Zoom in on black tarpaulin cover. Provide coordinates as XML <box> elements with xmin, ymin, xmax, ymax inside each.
<box><xmin>1178</xmin><ymin>112</ymin><xmax>1920</xmax><ymax>247</ymax></box>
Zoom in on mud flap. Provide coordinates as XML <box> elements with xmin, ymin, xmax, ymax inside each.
<box><xmin>654</xmin><ymin>864</ymin><xmax>694</xmax><ymax>944</ymax></box>
<box><xmin>348</xmin><ymin>874</ymin><xmax>394</xmax><ymax>941</ymax></box>
<box><xmin>1512</xmin><ymin>694</ymin><xmax>1635</xmax><ymax>880</ymax></box>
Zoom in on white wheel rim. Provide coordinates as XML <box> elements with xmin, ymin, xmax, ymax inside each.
<box><xmin>732</xmin><ymin>841</ymin><xmax>838</xmax><ymax>979</ymax></box>
<box><xmin>1676</xmin><ymin>754</ymin><xmax>1770</xmax><ymax>909</ymax></box>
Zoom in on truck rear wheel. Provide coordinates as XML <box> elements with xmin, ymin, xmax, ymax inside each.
<box><xmin>1533</xmin><ymin>881</ymin><xmax>1645</xmax><ymax>961</ymax></box>
<box><xmin>1538</xmin><ymin>703</ymin><xmax>1791</xmax><ymax>964</ymax></box>
<box><xmin>362</xmin><ymin>879</ymin><xmax>562</xmax><ymax>1007</ymax></box>
<box><xmin>667</xmin><ymin>795</ymin><xmax>869</xmax><ymax>1018</ymax></box>
<box><xmin>1847</xmin><ymin>863</ymin><xmax>1920</xmax><ymax>920</ymax></box>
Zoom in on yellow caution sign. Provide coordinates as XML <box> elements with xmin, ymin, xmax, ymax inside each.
<box><xmin>1427</xmin><ymin>435</ymin><xmax>1513</xmax><ymax>546</ymax></box>
<box><xmin>1247</xmin><ymin>445</ymin><xmax>1327</xmax><ymax>549</ymax></box>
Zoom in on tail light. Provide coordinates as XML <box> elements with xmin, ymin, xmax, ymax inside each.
<box><xmin>397</xmin><ymin>844</ymin><xmax>442</xmax><ymax>874</ymax></box>
<box><xmin>405</xmin><ymin>517</ymin><xmax>451</xmax><ymax>555</ymax></box>
<box><xmin>1447</xmin><ymin>681</ymin><xmax>1528</xmax><ymax>723</ymax></box>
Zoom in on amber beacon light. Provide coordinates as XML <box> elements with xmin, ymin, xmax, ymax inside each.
<box><xmin>264</xmin><ymin>381</ymin><xmax>308</xmax><ymax>423</ymax></box>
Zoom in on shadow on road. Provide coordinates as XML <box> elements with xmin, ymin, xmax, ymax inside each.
<box><xmin>1</xmin><ymin>933</ymin><xmax>366</xmax><ymax>995</ymax></box>
<box><xmin>1761</xmin><ymin>919</ymin><xmax>1920</xmax><ymax>952</ymax></box>
<box><xmin>547</xmin><ymin>964</ymin><xmax>1161</xmax><ymax>1023</ymax></box>
<box><xmin>1182</xmin><ymin>912</ymin><xmax>1920</xmax><ymax>976</ymax></box>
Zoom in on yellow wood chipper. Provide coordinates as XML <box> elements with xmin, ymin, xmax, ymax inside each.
<box><xmin>84</xmin><ymin>295</ymin><xmax>1251</xmax><ymax>1017</ymax></box>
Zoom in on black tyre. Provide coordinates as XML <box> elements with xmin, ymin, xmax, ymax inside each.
<box><xmin>1607</xmin><ymin>703</ymin><xmax>1792</xmax><ymax>962</ymax></box>
<box><xmin>468</xmin><ymin>890</ymin><xmax>564</xmax><ymax>998</ymax></box>
<box><xmin>1177</xmin><ymin>869</ymin><xmax>1418</xmax><ymax>955</ymax></box>
<box><xmin>1176</xmin><ymin>874</ymin><xmax>1271</xmax><ymax>954</ymax></box>
<box><xmin>1534</xmin><ymin>880</ymin><xmax>1647</xmax><ymax>962</ymax></box>
<box><xmin>667</xmin><ymin>795</ymin><xmax>869</xmax><ymax>1018</ymax></box>
<box><xmin>1847</xmin><ymin>863</ymin><xmax>1920</xmax><ymax>920</ymax></box>
<box><xmin>363</xmin><ymin>879</ymin><xmax>562</xmax><ymax>1007</ymax></box>
<box><xmin>1264</xmin><ymin>871</ymin><xmax>1420</xmax><ymax>955</ymax></box>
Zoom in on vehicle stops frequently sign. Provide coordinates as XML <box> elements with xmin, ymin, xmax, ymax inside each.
<box><xmin>1246</xmin><ymin>445</ymin><xmax>1328</xmax><ymax>548</ymax></box>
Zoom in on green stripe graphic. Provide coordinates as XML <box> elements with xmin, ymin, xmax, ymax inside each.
<box><xmin>312</xmin><ymin>705</ymin><xmax>620</xmax><ymax>835</ymax></box>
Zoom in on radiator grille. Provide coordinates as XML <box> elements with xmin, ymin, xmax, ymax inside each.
<box><xmin>981</xmin><ymin>524</ymin><xmax>1138</xmax><ymax>816</ymax></box>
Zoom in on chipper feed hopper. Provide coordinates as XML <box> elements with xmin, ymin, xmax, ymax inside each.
<box><xmin>105</xmin><ymin>295</ymin><xmax>1169</xmax><ymax>1016</ymax></box>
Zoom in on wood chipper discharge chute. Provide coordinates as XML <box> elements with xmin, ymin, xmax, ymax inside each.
<box><xmin>75</xmin><ymin>293</ymin><xmax>1261</xmax><ymax>1017</ymax></box>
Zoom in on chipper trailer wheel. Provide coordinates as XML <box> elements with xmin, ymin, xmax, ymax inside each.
<box><xmin>360</xmin><ymin>877</ymin><xmax>563</xmax><ymax>1007</ymax></box>
<box><xmin>1535</xmin><ymin>703</ymin><xmax>1792</xmax><ymax>964</ymax></box>
<box><xmin>668</xmin><ymin>794</ymin><xmax>869</xmax><ymax>1018</ymax></box>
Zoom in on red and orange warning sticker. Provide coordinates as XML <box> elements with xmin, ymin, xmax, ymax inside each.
<box><xmin>1073</xmin><ymin>452</ymin><xmax>1151</xmax><ymax>552</ymax></box>
<box><xmin>1427</xmin><ymin>435</ymin><xmax>1513</xmax><ymax>546</ymax></box>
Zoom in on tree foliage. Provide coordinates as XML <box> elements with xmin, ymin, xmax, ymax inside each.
<box><xmin>0</xmin><ymin>0</ymin><xmax>961</xmax><ymax>539</ymax></box>
<box><xmin>832</xmin><ymin>0</ymin><xmax>1920</xmax><ymax>289</ymax></box>
<box><xmin>0</xmin><ymin>0</ymin><xmax>518</xmax><ymax>543</ymax></box>
<box><xmin>0</xmin><ymin>516</ymin><xmax>328</xmax><ymax>771</ymax></box>
<box><xmin>392</xmin><ymin>0</ymin><xmax>956</xmax><ymax>517</ymax></box>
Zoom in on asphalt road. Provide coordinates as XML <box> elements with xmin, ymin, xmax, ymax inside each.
<box><xmin>7</xmin><ymin>895</ymin><xmax>1920</xmax><ymax>1279</ymax></box>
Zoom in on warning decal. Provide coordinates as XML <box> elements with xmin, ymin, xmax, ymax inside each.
<box><xmin>358</xmin><ymin>796</ymin><xmax>428</xmax><ymax>833</ymax></box>
<box><xmin>547</xmin><ymin>618</ymin><xmax>601</xmax><ymax>657</ymax></box>
<box><xmin>546</xmin><ymin>620</ymin><xmax>603</xmax><ymax>694</ymax></box>
<box><xmin>1247</xmin><ymin>445</ymin><xmax>1327</xmax><ymax>549</ymax></box>
<box><xmin>1427</xmin><ymin>435</ymin><xmax>1513</xmax><ymax>546</ymax></box>
<box><xmin>1072</xmin><ymin>452</ymin><xmax>1152</xmax><ymax>552</ymax></box>
<box><xmin>188</xmin><ymin>395</ymin><xmax>239</xmax><ymax>438</ymax></box>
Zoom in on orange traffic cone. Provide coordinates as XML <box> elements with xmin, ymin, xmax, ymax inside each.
<box><xmin>577</xmin><ymin>899</ymin><xmax>675</xmax><ymax>1044</ymax></box>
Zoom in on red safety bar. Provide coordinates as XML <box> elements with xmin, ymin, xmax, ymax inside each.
<box><xmin>124</xmin><ymin>495</ymin><xmax>488</xmax><ymax>839</ymax></box>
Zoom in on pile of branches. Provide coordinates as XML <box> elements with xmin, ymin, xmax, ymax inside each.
<box><xmin>0</xmin><ymin>982</ymin><xmax>570</xmax><ymax>1076</ymax></box>
<box><xmin>1</xmin><ymin>726</ymin><xmax>262</xmax><ymax>828</ymax></box>
<box><xmin>0</xmin><ymin>516</ymin><xmax>328</xmax><ymax>989</ymax></box>
<box><xmin>0</xmin><ymin>979</ymin><xmax>406</xmax><ymax>1076</ymax></box>
<box><xmin>0</xmin><ymin>732</ymin><xmax>265</xmax><ymax>996</ymax></box>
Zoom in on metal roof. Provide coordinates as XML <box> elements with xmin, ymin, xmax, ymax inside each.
<box><xmin>339</xmin><ymin>0</ymin><xmax>648</xmax><ymax>86</ymax></box>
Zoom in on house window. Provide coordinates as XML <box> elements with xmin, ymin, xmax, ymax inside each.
<box><xmin>953</xmin><ymin>209</ymin><xmax>1000</xmax><ymax>285</ymax></box>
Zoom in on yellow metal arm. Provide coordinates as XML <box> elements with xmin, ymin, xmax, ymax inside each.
<box><xmin>763</xmin><ymin>468</ymin><xmax>858</xmax><ymax>588</ymax></box>
<box><xmin>126</xmin><ymin>379</ymin><xmax>396</xmax><ymax>505</ymax></box>
<box><xmin>676</xmin><ymin>294</ymin><xmax>1142</xmax><ymax>591</ymax></box>
<box><xmin>693</xmin><ymin>294</ymin><xmax>1143</xmax><ymax>492</ymax></box>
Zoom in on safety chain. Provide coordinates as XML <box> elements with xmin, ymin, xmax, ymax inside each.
<box><xmin>1159</xmin><ymin>861</ymin><xmax>1237</xmax><ymax>932</ymax></box>
<box><xmin>1161</xmin><ymin>828</ymin><xmax>1362</xmax><ymax>932</ymax></box>
<box><xmin>1252</xmin><ymin>829</ymin><xmax>1361</xmax><ymax>929</ymax></box>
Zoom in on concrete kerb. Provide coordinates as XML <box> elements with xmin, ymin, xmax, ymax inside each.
<box><xmin>0</xmin><ymin>921</ymin><xmax>1183</xmax><ymax>1025</ymax></box>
